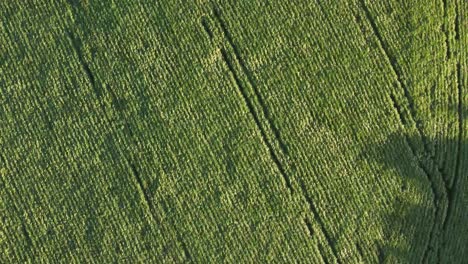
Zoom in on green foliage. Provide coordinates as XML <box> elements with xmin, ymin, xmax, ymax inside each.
<box><xmin>0</xmin><ymin>0</ymin><xmax>466</xmax><ymax>263</ymax></box>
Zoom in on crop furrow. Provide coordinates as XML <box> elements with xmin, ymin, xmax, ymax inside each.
<box><xmin>444</xmin><ymin>62</ymin><xmax>464</xmax><ymax>229</ymax></box>
<box><xmin>454</xmin><ymin>62</ymin><xmax>463</xmax><ymax>187</ymax></box>
<box><xmin>213</xmin><ymin>5</ymin><xmax>288</xmax><ymax>155</ymax></box>
<box><xmin>389</xmin><ymin>92</ymin><xmax>448</xmax><ymax>198</ymax></box>
<box><xmin>128</xmin><ymin>149</ymin><xmax>191</xmax><ymax>260</ymax></box>
<box><xmin>129</xmin><ymin>160</ymin><xmax>192</xmax><ymax>262</ymax></box>
<box><xmin>200</xmin><ymin>16</ymin><xmax>213</xmax><ymax>40</ymax></box>
<box><xmin>454</xmin><ymin>1</ymin><xmax>460</xmax><ymax>41</ymax></box>
<box><xmin>453</xmin><ymin>52</ymin><xmax>463</xmax><ymax>190</ymax></box>
<box><xmin>21</xmin><ymin>220</ymin><xmax>33</xmax><ymax>248</ymax></box>
<box><xmin>128</xmin><ymin>162</ymin><xmax>156</xmax><ymax>220</ymax></box>
<box><xmin>442</xmin><ymin>0</ymin><xmax>451</xmax><ymax>59</ymax></box>
<box><xmin>304</xmin><ymin>217</ymin><xmax>314</xmax><ymax>237</ymax></box>
<box><xmin>389</xmin><ymin>93</ymin><xmax>408</xmax><ymax>126</ymax></box>
<box><xmin>419</xmin><ymin>167</ymin><xmax>440</xmax><ymax>264</ymax></box>
<box><xmin>66</xmin><ymin>32</ymin><xmax>102</xmax><ymax>98</ymax></box>
<box><xmin>299</xmin><ymin>179</ymin><xmax>341</xmax><ymax>264</ymax></box>
<box><xmin>421</xmin><ymin>231</ymin><xmax>436</xmax><ymax>263</ymax></box>
<box><xmin>317</xmin><ymin>243</ymin><xmax>331</xmax><ymax>264</ymax></box>
<box><xmin>180</xmin><ymin>240</ymin><xmax>192</xmax><ymax>261</ymax></box>
<box><xmin>389</xmin><ymin>94</ymin><xmax>420</xmax><ymax>156</ymax></box>
<box><xmin>356</xmin><ymin>242</ymin><xmax>364</xmax><ymax>259</ymax></box>
<box><xmin>221</xmin><ymin>48</ymin><xmax>293</xmax><ymax>193</ymax></box>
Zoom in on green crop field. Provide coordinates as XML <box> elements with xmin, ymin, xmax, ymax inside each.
<box><xmin>0</xmin><ymin>0</ymin><xmax>466</xmax><ymax>263</ymax></box>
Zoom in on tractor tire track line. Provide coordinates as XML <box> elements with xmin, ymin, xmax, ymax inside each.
<box><xmin>442</xmin><ymin>0</ymin><xmax>451</xmax><ymax>59</ymax></box>
<box><xmin>358</xmin><ymin>2</ymin><xmax>450</xmax><ymax>256</ymax></box>
<box><xmin>454</xmin><ymin>0</ymin><xmax>460</xmax><ymax>41</ymax></box>
<box><xmin>210</xmin><ymin>6</ymin><xmax>343</xmax><ymax>260</ymax></box>
<box><xmin>67</xmin><ymin>31</ymin><xmax>157</xmax><ymax>225</ymax></box>
<box><xmin>357</xmin><ymin>0</ymin><xmax>435</xmax><ymax>157</ymax></box>
<box><xmin>389</xmin><ymin>94</ymin><xmax>444</xmax><ymax>263</ymax></box>
<box><xmin>303</xmin><ymin>217</ymin><xmax>314</xmax><ymax>238</ymax></box>
<box><xmin>299</xmin><ymin>179</ymin><xmax>342</xmax><ymax>264</ymax></box>
<box><xmin>200</xmin><ymin>16</ymin><xmax>214</xmax><ymax>40</ymax></box>
<box><xmin>356</xmin><ymin>1</ymin><xmax>449</xmax><ymax>192</ymax></box>
<box><xmin>66</xmin><ymin>30</ymin><xmax>191</xmax><ymax>261</ymax></box>
<box><xmin>444</xmin><ymin>62</ymin><xmax>464</xmax><ymax>229</ymax></box>
<box><xmin>220</xmin><ymin>48</ymin><xmax>293</xmax><ymax>193</ymax></box>
<box><xmin>213</xmin><ymin>5</ymin><xmax>289</xmax><ymax>155</ymax></box>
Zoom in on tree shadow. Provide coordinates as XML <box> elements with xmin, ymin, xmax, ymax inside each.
<box><xmin>361</xmin><ymin>132</ymin><xmax>466</xmax><ymax>263</ymax></box>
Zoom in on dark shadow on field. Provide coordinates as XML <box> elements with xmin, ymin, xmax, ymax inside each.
<box><xmin>359</xmin><ymin>133</ymin><xmax>465</xmax><ymax>263</ymax></box>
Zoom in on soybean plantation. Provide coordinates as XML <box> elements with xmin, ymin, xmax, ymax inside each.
<box><xmin>0</xmin><ymin>0</ymin><xmax>466</xmax><ymax>263</ymax></box>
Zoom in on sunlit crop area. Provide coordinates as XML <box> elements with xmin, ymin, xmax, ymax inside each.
<box><xmin>0</xmin><ymin>1</ymin><xmax>466</xmax><ymax>263</ymax></box>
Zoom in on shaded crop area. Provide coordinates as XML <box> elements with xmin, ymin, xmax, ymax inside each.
<box><xmin>363</xmin><ymin>134</ymin><xmax>466</xmax><ymax>262</ymax></box>
<box><xmin>0</xmin><ymin>0</ymin><xmax>466</xmax><ymax>263</ymax></box>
